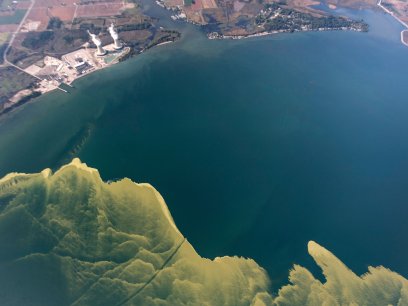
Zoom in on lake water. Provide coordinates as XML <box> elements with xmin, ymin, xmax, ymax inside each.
<box><xmin>0</xmin><ymin>6</ymin><xmax>407</xmax><ymax>290</ymax></box>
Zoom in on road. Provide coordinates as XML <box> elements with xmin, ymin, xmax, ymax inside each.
<box><xmin>0</xmin><ymin>0</ymin><xmax>70</xmax><ymax>94</ymax></box>
<box><xmin>1</xmin><ymin>0</ymin><xmax>43</xmax><ymax>80</ymax></box>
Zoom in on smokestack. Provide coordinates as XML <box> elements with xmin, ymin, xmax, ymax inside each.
<box><xmin>108</xmin><ymin>23</ymin><xmax>123</xmax><ymax>50</ymax></box>
<box><xmin>88</xmin><ymin>30</ymin><xmax>107</xmax><ymax>56</ymax></box>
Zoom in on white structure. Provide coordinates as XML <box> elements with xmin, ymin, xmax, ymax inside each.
<box><xmin>108</xmin><ymin>23</ymin><xmax>122</xmax><ymax>50</ymax></box>
<box><xmin>87</xmin><ymin>30</ymin><xmax>107</xmax><ymax>56</ymax></box>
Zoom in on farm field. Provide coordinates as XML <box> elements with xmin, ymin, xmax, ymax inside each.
<box><xmin>382</xmin><ymin>0</ymin><xmax>408</xmax><ymax>22</ymax></box>
<box><xmin>0</xmin><ymin>9</ymin><xmax>26</xmax><ymax>24</ymax></box>
<box><xmin>0</xmin><ymin>0</ymin><xmax>180</xmax><ymax>110</ymax></box>
<box><xmin>0</xmin><ymin>31</ymin><xmax>8</xmax><ymax>43</ymax></box>
<box><xmin>0</xmin><ymin>23</ymin><xmax>16</xmax><ymax>32</ymax></box>
<box><xmin>76</xmin><ymin>2</ymin><xmax>125</xmax><ymax>17</ymax></box>
<box><xmin>22</xmin><ymin>0</ymin><xmax>126</xmax><ymax>30</ymax></box>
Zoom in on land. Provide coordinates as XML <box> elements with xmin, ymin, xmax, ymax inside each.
<box><xmin>381</xmin><ymin>0</ymin><xmax>408</xmax><ymax>24</ymax></box>
<box><xmin>0</xmin><ymin>65</ymin><xmax>37</xmax><ymax>113</ymax></box>
<box><xmin>211</xmin><ymin>2</ymin><xmax>368</xmax><ymax>39</ymax></box>
<box><xmin>377</xmin><ymin>0</ymin><xmax>408</xmax><ymax>46</ymax></box>
<box><xmin>0</xmin><ymin>0</ymin><xmax>180</xmax><ymax>114</ymax></box>
<box><xmin>326</xmin><ymin>0</ymin><xmax>377</xmax><ymax>9</ymax></box>
<box><xmin>0</xmin><ymin>0</ymin><xmax>406</xmax><ymax>114</ymax></box>
<box><xmin>159</xmin><ymin>0</ymin><xmax>368</xmax><ymax>38</ymax></box>
<box><xmin>323</xmin><ymin>0</ymin><xmax>408</xmax><ymax>44</ymax></box>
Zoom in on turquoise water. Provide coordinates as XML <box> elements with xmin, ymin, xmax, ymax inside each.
<box><xmin>0</xmin><ymin>8</ymin><xmax>407</xmax><ymax>289</ymax></box>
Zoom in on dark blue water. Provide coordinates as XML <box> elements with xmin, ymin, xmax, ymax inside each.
<box><xmin>0</xmin><ymin>7</ymin><xmax>407</xmax><ymax>290</ymax></box>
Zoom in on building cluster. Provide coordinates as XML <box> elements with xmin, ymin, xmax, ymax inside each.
<box><xmin>21</xmin><ymin>23</ymin><xmax>128</xmax><ymax>96</ymax></box>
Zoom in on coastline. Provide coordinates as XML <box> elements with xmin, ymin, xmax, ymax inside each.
<box><xmin>377</xmin><ymin>0</ymin><xmax>408</xmax><ymax>46</ymax></box>
<box><xmin>0</xmin><ymin>48</ymin><xmax>130</xmax><ymax>116</ymax></box>
<box><xmin>1</xmin><ymin>0</ymin><xmax>403</xmax><ymax>117</ymax></box>
<box><xmin>0</xmin><ymin>0</ymin><xmax>181</xmax><ymax>117</ymax></box>
<box><xmin>208</xmin><ymin>26</ymin><xmax>367</xmax><ymax>40</ymax></box>
<box><xmin>0</xmin><ymin>21</ymin><xmax>365</xmax><ymax>117</ymax></box>
<box><xmin>64</xmin><ymin>46</ymin><xmax>132</xmax><ymax>86</ymax></box>
<box><xmin>1</xmin><ymin>6</ymin><xmax>408</xmax><ymax>293</ymax></box>
<box><xmin>0</xmin><ymin>38</ymin><xmax>177</xmax><ymax>117</ymax></box>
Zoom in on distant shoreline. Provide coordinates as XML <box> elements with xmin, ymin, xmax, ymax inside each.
<box><xmin>377</xmin><ymin>0</ymin><xmax>408</xmax><ymax>46</ymax></box>
<box><xmin>208</xmin><ymin>26</ymin><xmax>368</xmax><ymax>40</ymax></box>
<box><xmin>0</xmin><ymin>39</ymin><xmax>176</xmax><ymax>117</ymax></box>
<box><xmin>1</xmin><ymin>1</ymin><xmax>405</xmax><ymax>117</ymax></box>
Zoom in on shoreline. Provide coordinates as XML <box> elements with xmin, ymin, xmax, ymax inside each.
<box><xmin>1</xmin><ymin>2</ymin><xmax>404</xmax><ymax>117</ymax></box>
<box><xmin>0</xmin><ymin>22</ymin><xmax>366</xmax><ymax>117</ymax></box>
<box><xmin>377</xmin><ymin>0</ymin><xmax>408</xmax><ymax>46</ymax></box>
<box><xmin>0</xmin><ymin>48</ymin><xmax>129</xmax><ymax>116</ymax></box>
<box><xmin>208</xmin><ymin>26</ymin><xmax>367</xmax><ymax>40</ymax></box>
<box><xmin>0</xmin><ymin>0</ymin><xmax>180</xmax><ymax>117</ymax></box>
<box><xmin>0</xmin><ymin>38</ymin><xmax>177</xmax><ymax>117</ymax></box>
<box><xmin>64</xmin><ymin>46</ymin><xmax>132</xmax><ymax>86</ymax></box>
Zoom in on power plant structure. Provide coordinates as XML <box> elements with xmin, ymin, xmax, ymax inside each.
<box><xmin>108</xmin><ymin>23</ymin><xmax>123</xmax><ymax>50</ymax></box>
<box><xmin>87</xmin><ymin>31</ymin><xmax>107</xmax><ymax>57</ymax></box>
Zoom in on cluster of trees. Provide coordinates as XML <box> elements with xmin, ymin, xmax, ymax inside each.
<box><xmin>63</xmin><ymin>30</ymin><xmax>89</xmax><ymax>45</ymax></box>
<box><xmin>0</xmin><ymin>44</ymin><xmax>6</xmax><ymax>64</ymax></box>
<box><xmin>259</xmin><ymin>4</ymin><xmax>368</xmax><ymax>32</ymax></box>
<box><xmin>263</xmin><ymin>16</ymin><xmax>293</xmax><ymax>31</ymax></box>
<box><xmin>117</xmin><ymin>22</ymin><xmax>152</xmax><ymax>32</ymax></box>
<box><xmin>303</xmin><ymin>15</ymin><xmax>363</xmax><ymax>30</ymax></box>
<box><xmin>77</xmin><ymin>20</ymin><xmax>152</xmax><ymax>34</ymax></box>
<box><xmin>47</xmin><ymin>17</ymin><xmax>63</xmax><ymax>30</ymax></box>
<box><xmin>79</xmin><ymin>23</ymin><xmax>102</xmax><ymax>32</ymax></box>
<box><xmin>22</xmin><ymin>31</ymin><xmax>54</xmax><ymax>49</ymax></box>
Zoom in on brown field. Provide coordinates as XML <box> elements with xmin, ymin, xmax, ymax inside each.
<box><xmin>287</xmin><ymin>0</ymin><xmax>320</xmax><ymax>10</ymax></box>
<box><xmin>76</xmin><ymin>3</ymin><xmax>124</xmax><ymax>17</ymax></box>
<box><xmin>184</xmin><ymin>8</ymin><xmax>204</xmax><ymax>23</ymax></box>
<box><xmin>16</xmin><ymin>2</ymin><xmax>32</xmax><ymax>9</ymax></box>
<box><xmin>191</xmin><ymin>0</ymin><xmax>203</xmax><ymax>11</ymax></box>
<box><xmin>202</xmin><ymin>0</ymin><xmax>217</xmax><ymax>9</ymax></box>
<box><xmin>165</xmin><ymin>0</ymin><xmax>184</xmax><ymax>6</ymax></box>
<box><xmin>33</xmin><ymin>0</ymin><xmax>76</xmax><ymax>8</ymax></box>
<box><xmin>26</xmin><ymin>7</ymin><xmax>49</xmax><ymax>30</ymax></box>
<box><xmin>326</xmin><ymin>0</ymin><xmax>377</xmax><ymax>9</ymax></box>
<box><xmin>49</xmin><ymin>6</ymin><xmax>76</xmax><ymax>21</ymax></box>
<box><xmin>15</xmin><ymin>0</ymin><xmax>127</xmax><ymax>30</ymax></box>
<box><xmin>382</xmin><ymin>0</ymin><xmax>408</xmax><ymax>22</ymax></box>
<box><xmin>29</xmin><ymin>0</ymin><xmax>78</xmax><ymax>24</ymax></box>
<box><xmin>0</xmin><ymin>24</ymin><xmax>18</xmax><ymax>32</ymax></box>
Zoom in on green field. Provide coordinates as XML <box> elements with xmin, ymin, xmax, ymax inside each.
<box><xmin>0</xmin><ymin>32</ymin><xmax>9</xmax><ymax>44</ymax></box>
<box><xmin>0</xmin><ymin>66</ymin><xmax>36</xmax><ymax>103</ymax></box>
<box><xmin>0</xmin><ymin>9</ymin><xmax>26</xmax><ymax>25</ymax></box>
<box><xmin>184</xmin><ymin>0</ymin><xmax>193</xmax><ymax>5</ymax></box>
